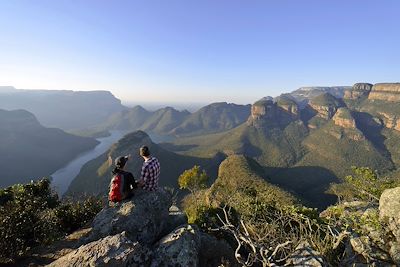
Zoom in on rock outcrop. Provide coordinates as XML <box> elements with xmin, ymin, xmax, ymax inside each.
<box><xmin>248</xmin><ymin>97</ymin><xmax>298</xmax><ymax>128</ymax></box>
<box><xmin>377</xmin><ymin>111</ymin><xmax>400</xmax><ymax>132</ymax></box>
<box><xmin>369</xmin><ymin>83</ymin><xmax>400</xmax><ymax>102</ymax></box>
<box><xmin>332</xmin><ymin>107</ymin><xmax>356</xmax><ymax>129</ymax></box>
<box><xmin>48</xmin><ymin>232</ymin><xmax>152</xmax><ymax>267</ymax></box>
<box><xmin>309</xmin><ymin>93</ymin><xmax>344</xmax><ymax>120</ymax></box>
<box><xmin>344</xmin><ymin>83</ymin><xmax>373</xmax><ymax>100</ymax></box>
<box><xmin>287</xmin><ymin>241</ymin><xmax>326</xmax><ymax>267</ymax></box>
<box><xmin>86</xmin><ymin>189</ymin><xmax>171</xmax><ymax>244</ymax></box>
<box><xmin>43</xmin><ymin>190</ymin><xmax>236</xmax><ymax>267</ymax></box>
<box><xmin>151</xmin><ymin>225</ymin><xmax>201</xmax><ymax>267</ymax></box>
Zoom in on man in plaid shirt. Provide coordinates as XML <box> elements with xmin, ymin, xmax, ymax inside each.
<box><xmin>138</xmin><ymin>146</ymin><xmax>160</xmax><ymax>191</ymax></box>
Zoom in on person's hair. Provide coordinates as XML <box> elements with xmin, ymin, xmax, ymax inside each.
<box><xmin>140</xmin><ymin>146</ymin><xmax>150</xmax><ymax>157</ymax></box>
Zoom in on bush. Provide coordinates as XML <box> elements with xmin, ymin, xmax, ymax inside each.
<box><xmin>0</xmin><ymin>178</ymin><xmax>103</xmax><ymax>262</ymax></box>
<box><xmin>328</xmin><ymin>166</ymin><xmax>399</xmax><ymax>202</ymax></box>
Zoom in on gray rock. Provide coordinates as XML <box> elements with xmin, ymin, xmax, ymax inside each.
<box><xmin>379</xmin><ymin>187</ymin><xmax>400</xmax><ymax>243</ymax></box>
<box><xmin>389</xmin><ymin>242</ymin><xmax>400</xmax><ymax>266</ymax></box>
<box><xmin>151</xmin><ymin>224</ymin><xmax>201</xmax><ymax>267</ymax></box>
<box><xmin>47</xmin><ymin>232</ymin><xmax>152</xmax><ymax>267</ymax></box>
<box><xmin>379</xmin><ymin>187</ymin><xmax>400</xmax><ymax>223</ymax></box>
<box><xmin>347</xmin><ymin>235</ymin><xmax>392</xmax><ymax>266</ymax></box>
<box><xmin>286</xmin><ymin>241</ymin><xmax>326</xmax><ymax>267</ymax></box>
<box><xmin>160</xmin><ymin>211</ymin><xmax>188</xmax><ymax>238</ymax></box>
<box><xmin>199</xmin><ymin>232</ymin><xmax>238</xmax><ymax>267</ymax></box>
<box><xmin>86</xmin><ymin>189</ymin><xmax>172</xmax><ymax>245</ymax></box>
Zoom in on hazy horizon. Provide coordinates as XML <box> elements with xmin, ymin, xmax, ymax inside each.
<box><xmin>1</xmin><ymin>0</ymin><xmax>399</xmax><ymax>104</ymax></box>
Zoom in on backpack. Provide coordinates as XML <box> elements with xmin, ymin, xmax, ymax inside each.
<box><xmin>109</xmin><ymin>173</ymin><xmax>125</xmax><ymax>202</ymax></box>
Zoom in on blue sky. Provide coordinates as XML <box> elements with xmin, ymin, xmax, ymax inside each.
<box><xmin>0</xmin><ymin>0</ymin><xmax>399</xmax><ymax>104</ymax></box>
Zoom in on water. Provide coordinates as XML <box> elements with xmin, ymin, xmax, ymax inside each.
<box><xmin>51</xmin><ymin>130</ymin><xmax>126</xmax><ymax>196</ymax></box>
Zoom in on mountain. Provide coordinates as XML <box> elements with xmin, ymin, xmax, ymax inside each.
<box><xmin>288</xmin><ymin>86</ymin><xmax>350</xmax><ymax>105</ymax></box>
<box><xmin>0</xmin><ymin>87</ymin><xmax>125</xmax><ymax>131</ymax></box>
<box><xmin>167</xmin><ymin>83</ymin><xmax>400</xmax><ymax>209</ymax></box>
<box><xmin>170</xmin><ymin>102</ymin><xmax>251</xmax><ymax>136</ymax></box>
<box><xmin>0</xmin><ymin>109</ymin><xmax>99</xmax><ymax>188</ymax></box>
<box><xmin>89</xmin><ymin>102</ymin><xmax>250</xmax><ymax>138</ymax></box>
<box><xmin>66</xmin><ymin>131</ymin><xmax>224</xmax><ymax>196</ymax></box>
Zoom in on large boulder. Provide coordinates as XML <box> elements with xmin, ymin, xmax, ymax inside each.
<box><xmin>151</xmin><ymin>224</ymin><xmax>236</xmax><ymax>267</ymax></box>
<box><xmin>151</xmin><ymin>224</ymin><xmax>201</xmax><ymax>267</ymax></box>
<box><xmin>286</xmin><ymin>241</ymin><xmax>326</xmax><ymax>266</ymax></box>
<box><xmin>86</xmin><ymin>189</ymin><xmax>172</xmax><ymax>244</ymax></box>
<box><xmin>47</xmin><ymin>232</ymin><xmax>152</xmax><ymax>267</ymax></box>
<box><xmin>379</xmin><ymin>187</ymin><xmax>400</xmax><ymax>240</ymax></box>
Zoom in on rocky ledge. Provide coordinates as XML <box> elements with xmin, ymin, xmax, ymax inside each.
<box><xmin>42</xmin><ymin>189</ymin><xmax>237</xmax><ymax>267</ymax></box>
<box><xmin>368</xmin><ymin>83</ymin><xmax>400</xmax><ymax>102</ymax></box>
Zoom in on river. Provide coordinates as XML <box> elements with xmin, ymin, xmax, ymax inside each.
<box><xmin>51</xmin><ymin>130</ymin><xmax>126</xmax><ymax>196</ymax></box>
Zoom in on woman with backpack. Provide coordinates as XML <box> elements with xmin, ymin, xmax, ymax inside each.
<box><xmin>108</xmin><ymin>154</ymin><xmax>137</xmax><ymax>203</ymax></box>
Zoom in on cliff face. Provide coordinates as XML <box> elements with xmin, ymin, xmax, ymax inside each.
<box><xmin>248</xmin><ymin>98</ymin><xmax>298</xmax><ymax>128</ymax></box>
<box><xmin>378</xmin><ymin>112</ymin><xmax>400</xmax><ymax>132</ymax></box>
<box><xmin>308</xmin><ymin>93</ymin><xmax>344</xmax><ymax>120</ymax></box>
<box><xmin>344</xmin><ymin>83</ymin><xmax>373</xmax><ymax>100</ymax></box>
<box><xmin>332</xmin><ymin>107</ymin><xmax>357</xmax><ymax>129</ymax></box>
<box><xmin>368</xmin><ymin>83</ymin><xmax>400</xmax><ymax>102</ymax></box>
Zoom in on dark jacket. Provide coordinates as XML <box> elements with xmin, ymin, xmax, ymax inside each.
<box><xmin>111</xmin><ymin>168</ymin><xmax>137</xmax><ymax>200</ymax></box>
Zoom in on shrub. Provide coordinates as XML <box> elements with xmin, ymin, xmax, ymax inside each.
<box><xmin>328</xmin><ymin>166</ymin><xmax>399</xmax><ymax>202</ymax></box>
<box><xmin>0</xmin><ymin>178</ymin><xmax>103</xmax><ymax>262</ymax></box>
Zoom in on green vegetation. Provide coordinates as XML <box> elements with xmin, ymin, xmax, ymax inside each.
<box><xmin>310</xmin><ymin>92</ymin><xmax>344</xmax><ymax>107</ymax></box>
<box><xmin>178</xmin><ymin>165</ymin><xmax>208</xmax><ymax>194</ymax></box>
<box><xmin>328</xmin><ymin>166</ymin><xmax>399</xmax><ymax>202</ymax></box>
<box><xmin>182</xmin><ymin>155</ymin><xmax>297</xmax><ymax>224</ymax></box>
<box><xmin>171</xmin><ymin>102</ymin><xmax>251</xmax><ymax>136</ymax></box>
<box><xmin>0</xmin><ymin>178</ymin><xmax>102</xmax><ymax>262</ymax></box>
<box><xmin>181</xmin><ymin>155</ymin><xmax>344</xmax><ymax>265</ymax></box>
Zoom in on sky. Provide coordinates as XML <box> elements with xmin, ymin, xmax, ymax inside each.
<box><xmin>0</xmin><ymin>0</ymin><xmax>399</xmax><ymax>105</ymax></box>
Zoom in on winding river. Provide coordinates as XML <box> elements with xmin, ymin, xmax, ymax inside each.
<box><xmin>51</xmin><ymin>130</ymin><xmax>126</xmax><ymax>196</ymax></box>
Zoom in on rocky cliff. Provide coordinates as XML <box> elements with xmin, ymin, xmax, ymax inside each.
<box><xmin>332</xmin><ymin>107</ymin><xmax>356</xmax><ymax>129</ymax></box>
<box><xmin>308</xmin><ymin>93</ymin><xmax>344</xmax><ymax>120</ymax></box>
<box><xmin>369</xmin><ymin>83</ymin><xmax>400</xmax><ymax>102</ymax></box>
<box><xmin>344</xmin><ymin>83</ymin><xmax>373</xmax><ymax>100</ymax></box>
<box><xmin>248</xmin><ymin>97</ymin><xmax>299</xmax><ymax>128</ymax></box>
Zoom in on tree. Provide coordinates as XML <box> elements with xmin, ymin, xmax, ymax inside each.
<box><xmin>178</xmin><ymin>165</ymin><xmax>208</xmax><ymax>194</ymax></box>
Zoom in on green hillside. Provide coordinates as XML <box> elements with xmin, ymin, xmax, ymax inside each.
<box><xmin>170</xmin><ymin>102</ymin><xmax>251</xmax><ymax>136</ymax></box>
<box><xmin>139</xmin><ymin>107</ymin><xmax>190</xmax><ymax>134</ymax></box>
<box><xmin>208</xmin><ymin>155</ymin><xmax>297</xmax><ymax>210</ymax></box>
<box><xmin>310</xmin><ymin>92</ymin><xmax>344</xmax><ymax>107</ymax></box>
<box><xmin>66</xmin><ymin>131</ymin><xmax>223</xmax><ymax>196</ymax></box>
<box><xmin>0</xmin><ymin>109</ymin><xmax>99</xmax><ymax>188</ymax></box>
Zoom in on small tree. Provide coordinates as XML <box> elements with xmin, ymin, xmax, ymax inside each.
<box><xmin>179</xmin><ymin>166</ymin><xmax>209</xmax><ymax>223</ymax></box>
<box><xmin>178</xmin><ymin>165</ymin><xmax>208</xmax><ymax>194</ymax></box>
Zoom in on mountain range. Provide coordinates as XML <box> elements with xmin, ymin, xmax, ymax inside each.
<box><xmin>2</xmin><ymin>83</ymin><xmax>400</xmax><ymax>209</ymax></box>
<box><xmin>0</xmin><ymin>109</ymin><xmax>99</xmax><ymax>188</ymax></box>
<box><xmin>161</xmin><ymin>83</ymin><xmax>400</xmax><ymax>208</ymax></box>
<box><xmin>0</xmin><ymin>86</ymin><xmax>125</xmax><ymax>131</ymax></box>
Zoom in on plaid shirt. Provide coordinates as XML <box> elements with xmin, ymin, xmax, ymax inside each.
<box><xmin>140</xmin><ymin>156</ymin><xmax>160</xmax><ymax>191</ymax></box>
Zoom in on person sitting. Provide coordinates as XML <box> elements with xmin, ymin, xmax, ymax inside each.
<box><xmin>137</xmin><ymin>146</ymin><xmax>160</xmax><ymax>191</ymax></box>
<box><xmin>108</xmin><ymin>154</ymin><xmax>137</xmax><ymax>203</ymax></box>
